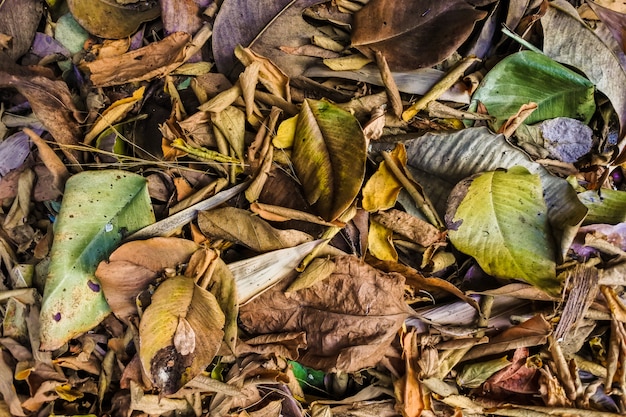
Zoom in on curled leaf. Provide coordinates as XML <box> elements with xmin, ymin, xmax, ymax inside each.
<box><xmin>292</xmin><ymin>99</ymin><xmax>367</xmax><ymax>221</ymax></box>
<box><xmin>139</xmin><ymin>276</ymin><xmax>225</xmax><ymax>395</ymax></box>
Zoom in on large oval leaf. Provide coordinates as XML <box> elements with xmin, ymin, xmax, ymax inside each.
<box><xmin>472</xmin><ymin>50</ymin><xmax>596</xmax><ymax>130</ymax></box>
<box><xmin>139</xmin><ymin>276</ymin><xmax>225</xmax><ymax>395</ymax></box>
<box><xmin>292</xmin><ymin>99</ymin><xmax>366</xmax><ymax>222</ymax></box>
<box><xmin>446</xmin><ymin>167</ymin><xmax>559</xmax><ymax>294</ymax></box>
<box><xmin>380</xmin><ymin>127</ymin><xmax>588</xmax><ymax>257</ymax></box>
<box><xmin>40</xmin><ymin>170</ymin><xmax>155</xmax><ymax>351</ymax></box>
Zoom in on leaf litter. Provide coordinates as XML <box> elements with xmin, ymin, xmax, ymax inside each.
<box><xmin>1</xmin><ymin>0</ymin><xmax>626</xmax><ymax>416</ymax></box>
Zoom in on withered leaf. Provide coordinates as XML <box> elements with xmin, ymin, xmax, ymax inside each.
<box><xmin>239</xmin><ymin>255</ymin><xmax>408</xmax><ymax>372</ymax></box>
<box><xmin>372</xmin><ymin>209</ymin><xmax>444</xmax><ymax>247</ymax></box>
<box><xmin>351</xmin><ymin>0</ymin><xmax>487</xmax><ymax>70</ymax></box>
<box><xmin>197</xmin><ymin>207</ymin><xmax>312</xmax><ymax>252</ymax></box>
<box><xmin>95</xmin><ymin>237</ymin><xmax>199</xmax><ymax>323</ymax></box>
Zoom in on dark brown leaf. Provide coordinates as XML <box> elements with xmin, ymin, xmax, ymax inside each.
<box><xmin>351</xmin><ymin>0</ymin><xmax>487</xmax><ymax>70</ymax></box>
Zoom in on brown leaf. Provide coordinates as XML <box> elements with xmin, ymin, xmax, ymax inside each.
<box><xmin>0</xmin><ymin>58</ymin><xmax>82</xmax><ymax>165</ymax></box>
<box><xmin>82</xmin><ymin>32</ymin><xmax>192</xmax><ymax>87</ymax></box>
<box><xmin>372</xmin><ymin>209</ymin><xmax>445</xmax><ymax>247</ymax></box>
<box><xmin>239</xmin><ymin>255</ymin><xmax>408</xmax><ymax>372</ymax></box>
<box><xmin>197</xmin><ymin>207</ymin><xmax>312</xmax><ymax>252</ymax></box>
<box><xmin>463</xmin><ymin>315</ymin><xmax>552</xmax><ymax>361</ymax></box>
<box><xmin>351</xmin><ymin>0</ymin><xmax>487</xmax><ymax>70</ymax></box>
<box><xmin>483</xmin><ymin>348</ymin><xmax>540</xmax><ymax>395</ymax></box>
<box><xmin>95</xmin><ymin>238</ymin><xmax>199</xmax><ymax>323</ymax></box>
<box><xmin>0</xmin><ymin>0</ymin><xmax>42</xmax><ymax>61</ymax></box>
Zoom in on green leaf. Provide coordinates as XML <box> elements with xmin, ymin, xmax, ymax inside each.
<box><xmin>289</xmin><ymin>360</ymin><xmax>327</xmax><ymax>394</ymax></box>
<box><xmin>139</xmin><ymin>276</ymin><xmax>225</xmax><ymax>395</ymax></box>
<box><xmin>446</xmin><ymin>166</ymin><xmax>559</xmax><ymax>294</ymax></box>
<box><xmin>457</xmin><ymin>356</ymin><xmax>511</xmax><ymax>389</ymax></box>
<box><xmin>579</xmin><ymin>189</ymin><xmax>626</xmax><ymax>225</ymax></box>
<box><xmin>292</xmin><ymin>99</ymin><xmax>367</xmax><ymax>221</ymax></box>
<box><xmin>471</xmin><ymin>50</ymin><xmax>595</xmax><ymax>130</ymax></box>
<box><xmin>40</xmin><ymin>170</ymin><xmax>155</xmax><ymax>350</ymax></box>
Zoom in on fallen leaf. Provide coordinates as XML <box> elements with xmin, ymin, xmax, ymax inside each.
<box><xmin>542</xmin><ymin>0</ymin><xmax>626</xmax><ymax>141</ymax></box>
<box><xmin>389</xmin><ymin>127</ymin><xmax>587</xmax><ymax>258</ymax></box>
<box><xmin>457</xmin><ymin>356</ymin><xmax>511</xmax><ymax>389</ymax></box>
<box><xmin>40</xmin><ymin>171</ymin><xmax>155</xmax><ymax>351</ymax></box>
<box><xmin>0</xmin><ymin>0</ymin><xmax>42</xmax><ymax>61</ymax></box>
<box><xmin>95</xmin><ymin>237</ymin><xmax>199</xmax><ymax>323</ymax></box>
<box><xmin>472</xmin><ymin>51</ymin><xmax>596</xmax><ymax>131</ymax></box>
<box><xmin>446</xmin><ymin>166</ymin><xmax>559</xmax><ymax>293</ymax></box>
<box><xmin>292</xmin><ymin>99</ymin><xmax>367</xmax><ymax>222</ymax></box>
<box><xmin>285</xmin><ymin>257</ymin><xmax>335</xmax><ymax>293</ymax></box>
<box><xmin>373</xmin><ymin>209</ymin><xmax>444</xmax><ymax>247</ymax></box>
<box><xmin>368</xmin><ymin>220</ymin><xmax>398</xmax><ymax>262</ymax></box>
<box><xmin>351</xmin><ymin>0</ymin><xmax>487</xmax><ymax>70</ymax></box>
<box><xmin>578</xmin><ymin>189</ymin><xmax>626</xmax><ymax>225</ymax></box>
<box><xmin>239</xmin><ymin>255</ymin><xmax>408</xmax><ymax>372</ymax></box>
<box><xmin>139</xmin><ymin>276</ymin><xmax>225</xmax><ymax>395</ymax></box>
<box><xmin>362</xmin><ymin>144</ymin><xmax>405</xmax><ymax>212</ymax></box>
<box><xmin>212</xmin><ymin>0</ymin><xmax>323</xmax><ymax>77</ymax></box>
<box><xmin>67</xmin><ymin>0</ymin><xmax>160</xmax><ymax>39</ymax></box>
<box><xmin>82</xmin><ymin>32</ymin><xmax>192</xmax><ymax>87</ymax></box>
<box><xmin>198</xmin><ymin>207</ymin><xmax>312</xmax><ymax>252</ymax></box>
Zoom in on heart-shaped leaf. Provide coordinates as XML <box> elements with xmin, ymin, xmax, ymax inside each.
<box><xmin>542</xmin><ymin>0</ymin><xmax>626</xmax><ymax>140</ymax></box>
<box><xmin>40</xmin><ymin>170</ymin><xmax>155</xmax><ymax>351</ymax></box>
<box><xmin>139</xmin><ymin>276</ymin><xmax>225</xmax><ymax>395</ymax></box>
<box><xmin>446</xmin><ymin>166</ymin><xmax>559</xmax><ymax>294</ymax></box>
<box><xmin>351</xmin><ymin>0</ymin><xmax>487</xmax><ymax>70</ymax></box>
<box><xmin>292</xmin><ymin>99</ymin><xmax>366</xmax><ymax>222</ymax></box>
<box><xmin>471</xmin><ymin>50</ymin><xmax>596</xmax><ymax>130</ymax></box>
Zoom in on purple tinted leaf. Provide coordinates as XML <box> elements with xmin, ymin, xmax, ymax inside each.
<box><xmin>31</xmin><ymin>33</ymin><xmax>70</xmax><ymax>58</ymax></box>
<box><xmin>0</xmin><ymin>131</ymin><xmax>33</xmax><ymax>177</ymax></box>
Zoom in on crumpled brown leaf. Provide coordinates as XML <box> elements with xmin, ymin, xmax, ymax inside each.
<box><xmin>239</xmin><ymin>255</ymin><xmax>409</xmax><ymax>372</ymax></box>
<box><xmin>82</xmin><ymin>32</ymin><xmax>192</xmax><ymax>87</ymax></box>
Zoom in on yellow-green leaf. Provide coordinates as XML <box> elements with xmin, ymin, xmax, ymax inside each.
<box><xmin>292</xmin><ymin>99</ymin><xmax>367</xmax><ymax>221</ymax></box>
<box><xmin>446</xmin><ymin>166</ymin><xmax>559</xmax><ymax>294</ymax></box>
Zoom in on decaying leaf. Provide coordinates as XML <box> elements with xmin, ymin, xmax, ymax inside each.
<box><xmin>373</xmin><ymin>209</ymin><xmax>444</xmax><ymax>248</ymax></box>
<box><xmin>198</xmin><ymin>206</ymin><xmax>312</xmax><ymax>252</ymax></box>
<box><xmin>292</xmin><ymin>99</ymin><xmax>367</xmax><ymax>222</ymax></box>
<box><xmin>40</xmin><ymin>171</ymin><xmax>155</xmax><ymax>351</ymax></box>
<box><xmin>239</xmin><ymin>255</ymin><xmax>409</xmax><ymax>372</ymax></box>
<box><xmin>351</xmin><ymin>0</ymin><xmax>487</xmax><ymax>70</ymax></box>
<box><xmin>139</xmin><ymin>276</ymin><xmax>225</xmax><ymax>395</ymax></box>
<box><xmin>95</xmin><ymin>237</ymin><xmax>199</xmax><ymax>323</ymax></box>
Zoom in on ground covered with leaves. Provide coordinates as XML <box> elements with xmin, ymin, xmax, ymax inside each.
<box><xmin>0</xmin><ymin>0</ymin><xmax>626</xmax><ymax>416</ymax></box>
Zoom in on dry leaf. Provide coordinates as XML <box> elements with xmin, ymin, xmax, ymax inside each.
<box><xmin>239</xmin><ymin>255</ymin><xmax>408</xmax><ymax>372</ymax></box>
<box><xmin>351</xmin><ymin>0</ymin><xmax>487</xmax><ymax>70</ymax></box>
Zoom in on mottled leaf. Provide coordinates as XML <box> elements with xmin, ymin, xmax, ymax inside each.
<box><xmin>40</xmin><ymin>171</ymin><xmax>155</xmax><ymax>350</ymax></box>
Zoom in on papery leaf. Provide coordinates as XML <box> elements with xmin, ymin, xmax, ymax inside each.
<box><xmin>388</xmin><ymin>127</ymin><xmax>587</xmax><ymax>258</ymax></box>
<box><xmin>578</xmin><ymin>189</ymin><xmax>626</xmax><ymax>225</ymax></box>
<box><xmin>362</xmin><ymin>144</ymin><xmax>404</xmax><ymax>212</ymax></box>
<box><xmin>40</xmin><ymin>171</ymin><xmax>155</xmax><ymax>350</ymax></box>
<box><xmin>292</xmin><ymin>99</ymin><xmax>367</xmax><ymax>222</ymax></box>
<box><xmin>542</xmin><ymin>0</ymin><xmax>626</xmax><ymax>140</ymax></box>
<box><xmin>95</xmin><ymin>237</ymin><xmax>199</xmax><ymax>323</ymax></box>
<box><xmin>368</xmin><ymin>220</ymin><xmax>398</xmax><ymax>262</ymax></box>
<box><xmin>139</xmin><ymin>276</ymin><xmax>225</xmax><ymax>395</ymax></box>
<box><xmin>198</xmin><ymin>207</ymin><xmax>312</xmax><ymax>252</ymax></box>
<box><xmin>286</xmin><ymin>257</ymin><xmax>335</xmax><ymax>293</ymax></box>
<box><xmin>351</xmin><ymin>0</ymin><xmax>487</xmax><ymax>70</ymax></box>
<box><xmin>446</xmin><ymin>166</ymin><xmax>559</xmax><ymax>293</ymax></box>
<box><xmin>239</xmin><ymin>255</ymin><xmax>408</xmax><ymax>372</ymax></box>
<box><xmin>229</xmin><ymin>239</ymin><xmax>324</xmax><ymax>304</ymax></box>
<box><xmin>0</xmin><ymin>0</ymin><xmax>42</xmax><ymax>61</ymax></box>
<box><xmin>472</xmin><ymin>51</ymin><xmax>596</xmax><ymax>130</ymax></box>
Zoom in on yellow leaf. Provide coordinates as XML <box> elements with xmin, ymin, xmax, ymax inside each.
<box><xmin>84</xmin><ymin>86</ymin><xmax>145</xmax><ymax>145</ymax></box>
<box><xmin>368</xmin><ymin>220</ymin><xmax>398</xmax><ymax>261</ymax></box>
<box><xmin>362</xmin><ymin>145</ymin><xmax>405</xmax><ymax>211</ymax></box>
<box><xmin>273</xmin><ymin>115</ymin><xmax>298</xmax><ymax>149</ymax></box>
